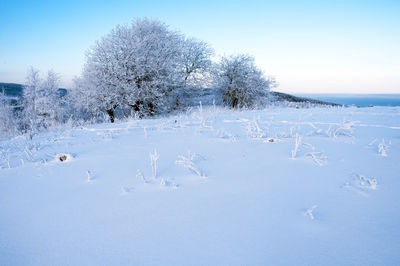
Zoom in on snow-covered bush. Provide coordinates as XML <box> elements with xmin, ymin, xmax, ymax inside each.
<box><xmin>215</xmin><ymin>54</ymin><xmax>275</xmax><ymax>109</ymax></box>
<box><xmin>76</xmin><ymin>18</ymin><xmax>214</xmax><ymax>122</ymax></box>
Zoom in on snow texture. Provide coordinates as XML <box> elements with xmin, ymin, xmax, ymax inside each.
<box><xmin>1</xmin><ymin>106</ymin><xmax>400</xmax><ymax>265</ymax></box>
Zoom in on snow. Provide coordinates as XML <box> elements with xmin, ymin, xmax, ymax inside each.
<box><xmin>1</xmin><ymin>106</ymin><xmax>400</xmax><ymax>265</ymax></box>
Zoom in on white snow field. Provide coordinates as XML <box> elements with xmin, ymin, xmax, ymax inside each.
<box><xmin>1</xmin><ymin>106</ymin><xmax>400</xmax><ymax>265</ymax></box>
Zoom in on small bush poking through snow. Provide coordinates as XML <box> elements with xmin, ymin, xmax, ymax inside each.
<box><xmin>304</xmin><ymin>205</ymin><xmax>318</xmax><ymax>220</ymax></box>
<box><xmin>378</xmin><ymin>139</ymin><xmax>389</xmax><ymax>157</ymax></box>
<box><xmin>331</xmin><ymin>119</ymin><xmax>357</xmax><ymax>138</ymax></box>
<box><xmin>369</xmin><ymin>138</ymin><xmax>390</xmax><ymax>157</ymax></box>
<box><xmin>291</xmin><ymin>133</ymin><xmax>303</xmax><ymax>159</ymax></box>
<box><xmin>216</xmin><ymin>128</ymin><xmax>236</xmax><ymax>142</ymax></box>
<box><xmin>136</xmin><ymin>169</ymin><xmax>148</xmax><ymax>184</ymax></box>
<box><xmin>305</xmin><ymin>152</ymin><xmax>327</xmax><ymax>166</ymax></box>
<box><xmin>176</xmin><ymin>151</ymin><xmax>206</xmax><ymax>177</ymax></box>
<box><xmin>344</xmin><ymin>173</ymin><xmax>378</xmax><ymax>191</ymax></box>
<box><xmin>149</xmin><ymin>149</ymin><xmax>159</xmax><ymax>180</ymax></box>
<box><xmin>246</xmin><ymin>118</ymin><xmax>267</xmax><ymax>139</ymax></box>
<box><xmin>86</xmin><ymin>170</ymin><xmax>93</xmax><ymax>182</ymax></box>
<box><xmin>121</xmin><ymin>186</ymin><xmax>134</xmax><ymax>195</ymax></box>
<box><xmin>0</xmin><ymin>149</ymin><xmax>11</xmax><ymax>169</ymax></box>
<box><xmin>160</xmin><ymin>177</ymin><xmax>178</xmax><ymax>188</ymax></box>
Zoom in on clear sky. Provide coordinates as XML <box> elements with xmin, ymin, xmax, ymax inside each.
<box><xmin>1</xmin><ymin>0</ymin><xmax>399</xmax><ymax>93</ymax></box>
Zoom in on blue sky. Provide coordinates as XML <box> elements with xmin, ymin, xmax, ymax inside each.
<box><xmin>1</xmin><ymin>0</ymin><xmax>399</xmax><ymax>93</ymax></box>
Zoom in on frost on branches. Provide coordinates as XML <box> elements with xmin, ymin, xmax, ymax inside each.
<box><xmin>2</xmin><ymin>17</ymin><xmax>278</xmax><ymax>138</ymax></box>
<box><xmin>215</xmin><ymin>54</ymin><xmax>275</xmax><ymax>109</ymax></box>
<box><xmin>75</xmin><ymin>18</ymin><xmax>214</xmax><ymax>122</ymax></box>
<box><xmin>21</xmin><ymin>68</ymin><xmax>65</xmax><ymax>138</ymax></box>
<box><xmin>0</xmin><ymin>89</ymin><xmax>17</xmax><ymax>136</ymax></box>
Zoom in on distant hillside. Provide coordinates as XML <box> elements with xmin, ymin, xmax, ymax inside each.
<box><xmin>0</xmin><ymin>83</ymin><xmax>23</xmax><ymax>97</ymax></box>
<box><xmin>1</xmin><ymin>82</ymin><xmax>337</xmax><ymax>106</ymax></box>
<box><xmin>0</xmin><ymin>82</ymin><xmax>67</xmax><ymax>98</ymax></box>
<box><xmin>270</xmin><ymin>91</ymin><xmax>339</xmax><ymax>106</ymax></box>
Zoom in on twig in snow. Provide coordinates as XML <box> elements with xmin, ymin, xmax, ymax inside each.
<box><xmin>304</xmin><ymin>205</ymin><xmax>317</xmax><ymax>220</ymax></box>
<box><xmin>368</xmin><ymin>138</ymin><xmax>378</xmax><ymax>146</ymax></box>
<box><xmin>246</xmin><ymin>117</ymin><xmax>267</xmax><ymax>139</ymax></box>
<box><xmin>213</xmin><ymin>99</ymin><xmax>216</xmax><ymax>118</ymax></box>
<box><xmin>305</xmin><ymin>152</ymin><xmax>327</xmax><ymax>166</ymax></box>
<box><xmin>86</xmin><ymin>170</ymin><xmax>93</xmax><ymax>182</ymax></box>
<box><xmin>176</xmin><ymin>151</ymin><xmax>206</xmax><ymax>177</ymax></box>
<box><xmin>121</xmin><ymin>186</ymin><xmax>134</xmax><ymax>195</ymax></box>
<box><xmin>160</xmin><ymin>177</ymin><xmax>178</xmax><ymax>188</ymax></box>
<box><xmin>149</xmin><ymin>149</ymin><xmax>159</xmax><ymax>180</ymax></box>
<box><xmin>143</xmin><ymin>126</ymin><xmax>148</xmax><ymax>138</ymax></box>
<box><xmin>291</xmin><ymin>133</ymin><xmax>303</xmax><ymax>159</ymax></box>
<box><xmin>378</xmin><ymin>139</ymin><xmax>389</xmax><ymax>157</ymax></box>
<box><xmin>0</xmin><ymin>149</ymin><xmax>11</xmax><ymax>169</ymax></box>
<box><xmin>346</xmin><ymin>173</ymin><xmax>378</xmax><ymax>191</ymax></box>
<box><xmin>332</xmin><ymin>119</ymin><xmax>357</xmax><ymax>138</ymax></box>
<box><xmin>216</xmin><ymin>128</ymin><xmax>236</xmax><ymax>142</ymax></box>
<box><xmin>136</xmin><ymin>169</ymin><xmax>147</xmax><ymax>184</ymax></box>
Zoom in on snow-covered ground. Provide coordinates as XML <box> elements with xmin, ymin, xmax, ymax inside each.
<box><xmin>1</xmin><ymin>106</ymin><xmax>400</xmax><ymax>265</ymax></box>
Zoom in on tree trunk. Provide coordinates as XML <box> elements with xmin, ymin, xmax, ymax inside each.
<box><xmin>232</xmin><ymin>98</ymin><xmax>238</xmax><ymax>108</ymax></box>
<box><xmin>130</xmin><ymin>100</ymin><xmax>144</xmax><ymax>118</ymax></box>
<box><xmin>106</xmin><ymin>108</ymin><xmax>115</xmax><ymax>123</ymax></box>
<box><xmin>147</xmin><ymin>102</ymin><xmax>155</xmax><ymax>116</ymax></box>
<box><xmin>232</xmin><ymin>87</ymin><xmax>239</xmax><ymax>108</ymax></box>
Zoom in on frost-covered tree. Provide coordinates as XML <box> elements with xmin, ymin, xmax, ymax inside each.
<box><xmin>175</xmin><ymin>37</ymin><xmax>214</xmax><ymax>107</ymax></box>
<box><xmin>215</xmin><ymin>54</ymin><xmax>274</xmax><ymax>108</ymax></box>
<box><xmin>41</xmin><ymin>70</ymin><xmax>63</xmax><ymax>124</ymax></box>
<box><xmin>77</xmin><ymin>18</ymin><xmax>215</xmax><ymax>122</ymax></box>
<box><xmin>21</xmin><ymin>68</ymin><xmax>64</xmax><ymax>137</ymax></box>
<box><xmin>181</xmin><ymin>37</ymin><xmax>213</xmax><ymax>88</ymax></box>
<box><xmin>75</xmin><ymin>18</ymin><xmax>275</xmax><ymax>120</ymax></box>
<box><xmin>0</xmin><ymin>89</ymin><xmax>17</xmax><ymax>137</ymax></box>
<box><xmin>78</xmin><ymin>18</ymin><xmax>189</xmax><ymax>121</ymax></box>
<box><xmin>69</xmin><ymin>76</ymin><xmax>106</xmax><ymax>122</ymax></box>
<box><xmin>22</xmin><ymin>67</ymin><xmax>43</xmax><ymax>137</ymax></box>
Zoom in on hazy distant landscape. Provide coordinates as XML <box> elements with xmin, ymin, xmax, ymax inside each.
<box><xmin>296</xmin><ymin>93</ymin><xmax>400</xmax><ymax>107</ymax></box>
<box><xmin>3</xmin><ymin>82</ymin><xmax>399</xmax><ymax>107</ymax></box>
